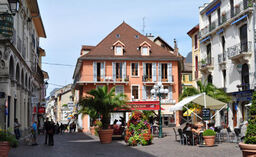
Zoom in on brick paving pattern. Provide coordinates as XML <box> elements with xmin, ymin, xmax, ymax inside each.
<box><xmin>9</xmin><ymin>128</ymin><xmax>242</xmax><ymax>157</ymax></box>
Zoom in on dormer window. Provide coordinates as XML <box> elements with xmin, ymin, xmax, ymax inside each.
<box><xmin>142</xmin><ymin>47</ymin><xmax>148</xmax><ymax>55</ymax></box>
<box><xmin>116</xmin><ymin>46</ymin><xmax>122</xmax><ymax>55</ymax></box>
<box><xmin>140</xmin><ymin>41</ymin><xmax>151</xmax><ymax>56</ymax></box>
<box><xmin>113</xmin><ymin>40</ymin><xmax>125</xmax><ymax>56</ymax></box>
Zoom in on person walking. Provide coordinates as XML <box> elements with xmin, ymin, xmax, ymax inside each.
<box><xmin>48</xmin><ymin>120</ymin><xmax>55</xmax><ymax>146</ymax></box>
<box><xmin>14</xmin><ymin>118</ymin><xmax>21</xmax><ymax>140</ymax></box>
<box><xmin>32</xmin><ymin>121</ymin><xmax>38</xmax><ymax>146</ymax></box>
<box><xmin>44</xmin><ymin>118</ymin><xmax>50</xmax><ymax>145</ymax></box>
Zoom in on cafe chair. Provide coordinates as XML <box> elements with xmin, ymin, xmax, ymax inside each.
<box><xmin>173</xmin><ymin>128</ymin><xmax>179</xmax><ymax>142</ymax></box>
<box><xmin>178</xmin><ymin>128</ymin><xmax>188</xmax><ymax>145</ymax></box>
<box><xmin>214</xmin><ymin>127</ymin><xmax>222</xmax><ymax>143</ymax></box>
<box><xmin>227</xmin><ymin>127</ymin><xmax>235</xmax><ymax>143</ymax></box>
<box><xmin>234</xmin><ymin>128</ymin><xmax>241</xmax><ymax>143</ymax></box>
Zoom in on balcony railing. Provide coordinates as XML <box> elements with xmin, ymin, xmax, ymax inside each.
<box><xmin>200</xmin><ymin>1</ymin><xmax>253</xmax><ymax>38</ymax></box>
<box><xmin>227</xmin><ymin>41</ymin><xmax>252</xmax><ymax>59</ymax></box>
<box><xmin>218</xmin><ymin>51</ymin><xmax>227</xmax><ymax>64</ymax></box>
<box><xmin>142</xmin><ymin>75</ymin><xmax>152</xmax><ymax>82</ymax></box>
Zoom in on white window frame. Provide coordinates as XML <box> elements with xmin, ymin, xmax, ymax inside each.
<box><xmin>141</xmin><ymin>47</ymin><xmax>149</xmax><ymax>56</ymax></box>
<box><xmin>130</xmin><ymin>62</ymin><xmax>139</xmax><ymax>77</ymax></box>
<box><xmin>131</xmin><ymin>85</ymin><xmax>140</xmax><ymax>101</ymax></box>
<box><xmin>115</xmin><ymin>46</ymin><xmax>123</xmax><ymax>55</ymax></box>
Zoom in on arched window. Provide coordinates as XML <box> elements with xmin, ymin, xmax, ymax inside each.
<box><xmin>25</xmin><ymin>74</ymin><xmax>27</xmax><ymax>87</ymax></box>
<box><xmin>241</xmin><ymin>63</ymin><xmax>249</xmax><ymax>90</ymax></box>
<box><xmin>21</xmin><ymin>69</ymin><xmax>24</xmax><ymax>86</ymax></box>
<box><xmin>16</xmin><ymin>64</ymin><xmax>20</xmax><ymax>83</ymax></box>
<box><xmin>9</xmin><ymin>56</ymin><xmax>14</xmax><ymax>79</ymax></box>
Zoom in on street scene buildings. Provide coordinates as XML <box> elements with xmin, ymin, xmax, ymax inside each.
<box><xmin>2</xmin><ymin>0</ymin><xmax>256</xmax><ymax>157</ymax></box>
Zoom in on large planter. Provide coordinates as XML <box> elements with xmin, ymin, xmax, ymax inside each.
<box><xmin>0</xmin><ymin>141</ymin><xmax>10</xmax><ymax>157</ymax></box>
<box><xmin>98</xmin><ymin>129</ymin><xmax>113</xmax><ymax>144</ymax></box>
<box><xmin>203</xmin><ymin>136</ymin><xmax>215</xmax><ymax>146</ymax></box>
<box><xmin>239</xmin><ymin>142</ymin><xmax>256</xmax><ymax>157</ymax></box>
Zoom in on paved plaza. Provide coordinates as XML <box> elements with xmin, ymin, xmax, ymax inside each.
<box><xmin>9</xmin><ymin>128</ymin><xmax>242</xmax><ymax>157</ymax></box>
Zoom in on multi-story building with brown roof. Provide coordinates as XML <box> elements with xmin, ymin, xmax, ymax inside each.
<box><xmin>73</xmin><ymin>22</ymin><xmax>183</xmax><ymax>132</ymax></box>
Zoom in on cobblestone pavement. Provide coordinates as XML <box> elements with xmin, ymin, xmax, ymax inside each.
<box><xmin>9</xmin><ymin>128</ymin><xmax>242</xmax><ymax>157</ymax></box>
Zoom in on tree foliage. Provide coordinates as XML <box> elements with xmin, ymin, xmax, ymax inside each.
<box><xmin>244</xmin><ymin>91</ymin><xmax>256</xmax><ymax>144</ymax></box>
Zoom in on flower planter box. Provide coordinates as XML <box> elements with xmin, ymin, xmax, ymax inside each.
<box><xmin>239</xmin><ymin>142</ymin><xmax>256</xmax><ymax>157</ymax></box>
<box><xmin>0</xmin><ymin>141</ymin><xmax>10</xmax><ymax>157</ymax></box>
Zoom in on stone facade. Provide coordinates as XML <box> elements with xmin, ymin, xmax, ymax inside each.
<box><xmin>0</xmin><ymin>0</ymin><xmax>48</xmax><ymax>135</ymax></box>
<box><xmin>199</xmin><ymin>0</ymin><xmax>255</xmax><ymax>129</ymax></box>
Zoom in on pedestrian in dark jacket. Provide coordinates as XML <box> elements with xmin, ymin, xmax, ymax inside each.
<box><xmin>14</xmin><ymin>118</ymin><xmax>21</xmax><ymax>140</ymax></box>
<box><xmin>48</xmin><ymin>120</ymin><xmax>55</xmax><ymax>146</ymax></box>
<box><xmin>44</xmin><ymin>118</ymin><xmax>50</xmax><ymax>145</ymax></box>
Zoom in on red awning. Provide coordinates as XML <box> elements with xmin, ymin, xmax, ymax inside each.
<box><xmin>127</xmin><ymin>101</ymin><xmax>164</xmax><ymax>111</ymax></box>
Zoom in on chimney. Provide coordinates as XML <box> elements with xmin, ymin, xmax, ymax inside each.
<box><xmin>146</xmin><ymin>33</ymin><xmax>154</xmax><ymax>41</ymax></box>
<box><xmin>174</xmin><ymin>38</ymin><xmax>178</xmax><ymax>56</ymax></box>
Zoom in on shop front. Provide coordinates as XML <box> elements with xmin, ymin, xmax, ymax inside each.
<box><xmin>229</xmin><ymin>90</ymin><xmax>253</xmax><ymax>129</ymax></box>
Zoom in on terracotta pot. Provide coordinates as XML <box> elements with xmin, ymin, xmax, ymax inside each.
<box><xmin>203</xmin><ymin>136</ymin><xmax>215</xmax><ymax>146</ymax></box>
<box><xmin>0</xmin><ymin>141</ymin><xmax>10</xmax><ymax>157</ymax></box>
<box><xmin>239</xmin><ymin>142</ymin><xmax>256</xmax><ymax>157</ymax></box>
<box><xmin>98</xmin><ymin>129</ymin><xmax>113</xmax><ymax>144</ymax></box>
<box><xmin>90</xmin><ymin>126</ymin><xmax>96</xmax><ymax>135</ymax></box>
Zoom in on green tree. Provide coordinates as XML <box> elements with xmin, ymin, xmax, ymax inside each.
<box><xmin>78</xmin><ymin>86</ymin><xmax>127</xmax><ymax>129</ymax></box>
<box><xmin>244</xmin><ymin>91</ymin><xmax>256</xmax><ymax>144</ymax></box>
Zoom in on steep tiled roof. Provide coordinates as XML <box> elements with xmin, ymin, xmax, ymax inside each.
<box><xmin>80</xmin><ymin>22</ymin><xmax>182</xmax><ymax>61</ymax></box>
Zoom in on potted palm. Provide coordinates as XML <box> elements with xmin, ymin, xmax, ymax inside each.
<box><xmin>0</xmin><ymin>129</ymin><xmax>18</xmax><ymax>157</ymax></box>
<box><xmin>203</xmin><ymin>129</ymin><xmax>216</xmax><ymax>146</ymax></box>
<box><xmin>239</xmin><ymin>91</ymin><xmax>256</xmax><ymax>157</ymax></box>
<box><xmin>79</xmin><ymin>86</ymin><xmax>127</xmax><ymax>144</ymax></box>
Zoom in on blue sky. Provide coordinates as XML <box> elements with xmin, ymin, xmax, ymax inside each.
<box><xmin>38</xmin><ymin>0</ymin><xmax>209</xmax><ymax>95</ymax></box>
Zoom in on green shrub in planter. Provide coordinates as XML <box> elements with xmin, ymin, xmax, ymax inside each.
<box><xmin>203</xmin><ymin>129</ymin><xmax>216</xmax><ymax>136</ymax></box>
<box><xmin>244</xmin><ymin>91</ymin><xmax>256</xmax><ymax>144</ymax></box>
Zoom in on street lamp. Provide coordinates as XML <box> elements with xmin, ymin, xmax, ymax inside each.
<box><xmin>150</xmin><ymin>82</ymin><xmax>168</xmax><ymax>138</ymax></box>
<box><xmin>8</xmin><ymin>0</ymin><xmax>19</xmax><ymax>14</ymax></box>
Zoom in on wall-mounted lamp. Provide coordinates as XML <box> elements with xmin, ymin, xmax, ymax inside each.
<box><xmin>8</xmin><ymin>0</ymin><xmax>19</xmax><ymax>15</ymax></box>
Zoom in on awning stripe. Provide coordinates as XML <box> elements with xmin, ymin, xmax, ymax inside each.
<box><xmin>231</xmin><ymin>15</ymin><xmax>248</xmax><ymax>25</ymax></box>
<box><xmin>200</xmin><ymin>36</ymin><xmax>211</xmax><ymax>44</ymax></box>
<box><xmin>206</xmin><ymin>2</ymin><xmax>221</xmax><ymax>16</ymax></box>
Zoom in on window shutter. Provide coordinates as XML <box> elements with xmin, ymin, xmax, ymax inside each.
<box><xmin>100</xmin><ymin>62</ymin><xmax>104</xmax><ymax>81</ymax></box>
<box><xmin>112</xmin><ymin>62</ymin><xmax>116</xmax><ymax>82</ymax></box>
<box><xmin>168</xmin><ymin>63</ymin><xmax>172</xmax><ymax>82</ymax></box>
<box><xmin>142</xmin><ymin>85</ymin><xmax>146</xmax><ymax>100</ymax></box>
<box><xmin>93</xmin><ymin>62</ymin><xmax>97</xmax><ymax>82</ymax></box>
<box><xmin>168</xmin><ymin>86</ymin><xmax>172</xmax><ymax>101</ymax></box>
<box><xmin>158</xmin><ymin>63</ymin><xmax>162</xmax><ymax>82</ymax></box>
<box><xmin>103</xmin><ymin>62</ymin><xmax>106</xmax><ymax>81</ymax></box>
<box><xmin>152</xmin><ymin>62</ymin><xmax>156</xmax><ymax>82</ymax></box>
<box><xmin>122</xmin><ymin>61</ymin><xmax>126</xmax><ymax>81</ymax></box>
<box><xmin>143</xmin><ymin>62</ymin><xmax>146</xmax><ymax>77</ymax></box>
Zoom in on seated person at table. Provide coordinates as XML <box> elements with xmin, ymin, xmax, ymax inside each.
<box><xmin>183</xmin><ymin>123</ymin><xmax>192</xmax><ymax>132</ymax></box>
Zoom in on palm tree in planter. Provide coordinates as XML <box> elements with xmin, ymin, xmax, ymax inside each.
<box><xmin>79</xmin><ymin>86</ymin><xmax>128</xmax><ymax>144</ymax></box>
<box><xmin>239</xmin><ymin>91</ymin><xmax>256</xmax><ymax>157</ymax></box>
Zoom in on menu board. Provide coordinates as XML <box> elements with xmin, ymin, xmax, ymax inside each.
<box><xmin>0</xmin><ymin>13</ymin><xmax>13</xmax><ymax>38</ymax></box>
<box><xmin>202</xmin><ymin>108</ymin><xmax>211</xmax><ymax>120</ymax></box>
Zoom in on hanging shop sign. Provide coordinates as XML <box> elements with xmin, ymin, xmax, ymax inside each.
<box><xmin>127</xmin><ymin>101</ymin><xmax>163</xmax><ymax>111</ymax></box>
<box><xmin>0</xmin><ymin>13</ymin><xmax>13</xmax><ymax>38</ymax></box>
<box><xmin>202</xmin><ymin>108</ymin><xmax>211</xmax><ymax>120</ymax></box>
<box><xmin>232</xmin><ymin>90</ymin><xmax>253</xmax><ymax>102</ymax></box>
<box><xmin>38</xmin><ymin>107</ymin><xmax>45</xmax><ymax>114</ymax></box>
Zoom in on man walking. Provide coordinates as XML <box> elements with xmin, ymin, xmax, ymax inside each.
<box><xmin>44</xmin><ymin>118</ymin><xmax>50</xmax><ymax>145</ymax></box>
<box><xmin>48</xmin><ymin>120</ymin><xmax>55</xmax><ymax>146</ymax></box>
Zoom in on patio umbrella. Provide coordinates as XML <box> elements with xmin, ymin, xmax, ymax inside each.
<box><xmin>170</xmin><ymin>93</ymin><xmax>227</xmax><ymax>120</ymax></box>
